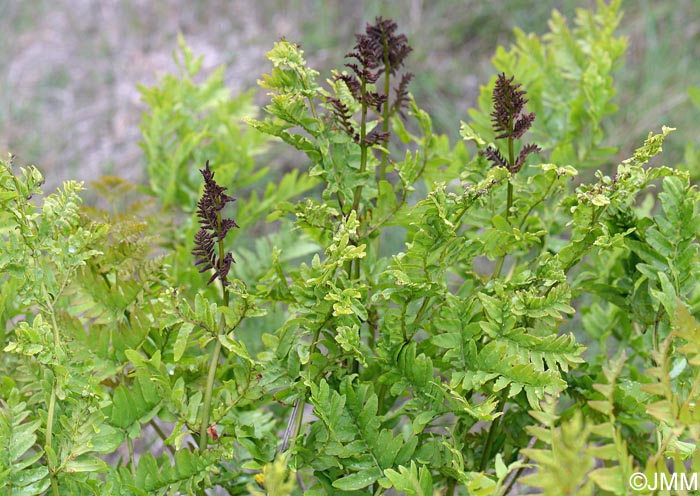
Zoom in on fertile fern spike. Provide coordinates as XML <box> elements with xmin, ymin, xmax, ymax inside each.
<box><xmin>391</xmin><ymin>72</ymin><xmax>414</xmax><ymax>118</ymax></box>
<box><xmin>341</xmin><ymin>37</ymin><xmax>382</xmax><ymax>94</ymax></box>
<box><xmin>326</xmin><ymin>96</ymin><xmax>360</xmax><ymax>143</ymax></box>
<box><xmin>192</xmin><ymin>160</ymin><xmax>238</xmax><ymax>285</ymax></box>
<box><xmin>490</xmin><ymin>73</ymin><xmax>531</xmax><ymax>139</ymax></box>
<box><xmin>338</xmin><ymin>16</ymin><xmax>414</xmax><ymax>113</ymax></box>
<box><xmin>332</xmin><ymin>17</ymin><xmax>413</xmax><ymax>141</ymax></box>
<box><xmin>196</xmin><ymin>161</ymin><xmax>237</xmax><ymax>238</ymax></box>
<box><xmin>368</xmin><ymin>17</ymin><xmax>414</xmax><ymax>118</ymax></box>
<box><xmin>336</xmin><ymin>70</ymin><xmax>385</xmax><ymax>110</ymax></box>
<box><xmin>483</xmin><ymin>73</ymin><xmax>541</xmax><ymax>173</ymax></box>
<box><xmin>192</xmin><ymin>229</ymin><xmax>215</xmax><ymax>269</ymax></box>
<box><xmin>364</xmin><ymin>129</ymin><xmax>391</xmax><ymax>146</ymax></box>
<box><xmin>514</xmin><ymin>143</ymin><xmax>542</xmax><ymax>172</ymax></box>
<box><xmin>365</xmin><ymin>17</ymin><xmax>412</xmax><ymax>75</ymax></box>
<box><xmin>512</xmin><ymin>112</ymin><xmax>536</xmax><ymax>140</ymax></box>
<box><xmin>482</xmin><ymin>146</ymin><xmax>508</xmax><ymax>169</ymax></box>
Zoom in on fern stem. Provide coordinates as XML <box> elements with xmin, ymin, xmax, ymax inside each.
<box><xmin>652</xmin><ymin>308</ymin><xmax>663</xmax><ymax>353</ymax></box>
<box><xmin>280</xmin><ymin>316</ymin><xmax>328</xmax><ymax>453</ymax></box>
<box><xmin>348</xmin><ymin>76</ymin><xmax>368</xmax><ymax>377</ymax></box>
<box><xmin>506</xmin><ymin>180</ymin><xmax>513</xmax><ymax>220</ymax></box>
<box><xmin>506</xmin><ymin>133</ymin><xmax>515</xmax><ymax>223</ymax></box>
<box><xmin>199</xmin><ymin>316</ymin><xmax>225</xmax><ymax>453</ymax></box>
<box><xmin>516</xmin><ymin>176</ymin><xmax>557</xmax><ymax>231</ymax></box>
<box><xmin>351</xmin><ymin>79</ymin><xmax>369</xmax><ymax>213</ymax></box>
<box><xmin>492</xmin><ymin>136</ymin><xmax>516</xmax><ymax>280</ymax></box>
<box><xmin>199</xmin><ymin>208</ymin><xmax>230</xmax><ymax>453</ymax></box>
<box><xmin>446</xmin><ymin>478</ymin><xmax>456</xmax><ymax>496</ymax></box>
<box><xmin>43</xmin><ymin>289</ymin><xmax>61</xmax><ymax>495</ymax></box>
<box><xmin>492</xmin><ymin>252</ymin><xmax>506</xmax><ymax>280</ymax></box>
<box><xmin>45</xmin><ymin>367</ymin><xmax>57</xmax><ymax>450</ymax></box>
<box><xmin>414</xmin><ymin>296</ymin><xmax>431</xmax><ymax>326</ymax></box>
<box><xmin>367</xmin><ymin>304</ymin><xmax>378</xmax><ymax>351</ymax></box>
<box><xmin>281</xmin><ymin>393</ymin><xmax>304</xmax><ymax>452</ymax></box>
<box><xmin>503</xmin><ymin>464</ymin><xmax>525</xmax><ymax>495</ymax></box>
<box><xmin>344</xmin><ymin>256</ymin><xmax>360</xmax><ymax>373</ymax></box>
<box><xmin>491</xmin><ymin>181</ymin><xmax>512</xmax><ymax>280</ymax></box>
<box><xmin>127</xmin><ymin>436</ymin><xmax>136</xmax><ymax>477</ymax></box>
<box><xmin>351</xmin><ymin>258</ymin><xmax>360</xmax><ymax>373</ymax></box>
<box><xmin>503</xmin><ymin>436</ymin><xmax>537</xmax><ymax>494</ymax></box>
<box><xmin>379</xmin><ymin>36</ymin><xmax>392</xmax><ymax>182</ymax></box>
<box><xmin>47</xmin><ymin>384</ymin><xmax>59</xmax><ymax>496</ymax></box>
<box><xmin>479</xmin><ymin>390</ymin><xmax>508</xmax><ymax>471</ymax></box>
<box><xmin>148</xmin><ymin>419</ymin><xmax>176</xmax><ymax>455</ymax></box>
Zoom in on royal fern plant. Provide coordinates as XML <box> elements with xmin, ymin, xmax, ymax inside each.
<box><xmin>2</xmin><ymin>1</ymin><xmax>700</xmax><ymax>495</ymax></box>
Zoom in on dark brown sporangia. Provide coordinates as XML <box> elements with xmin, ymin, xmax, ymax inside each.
<box><xmin>327</xmin><ymin>17</ymin><xmax>414</xmax><ymax>145</ymax></box>
<box><xmin>192</xmin><ymin>160</ymin><xmax>238</xmax><ymax>285</ymax></box>
<box><xmin>482</xmin><ymin>73</ymin><xmax>541</xmax><ymax>173</ymax></box>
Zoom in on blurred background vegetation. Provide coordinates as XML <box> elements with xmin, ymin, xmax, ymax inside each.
<box><xmin>1</xmin><ymin>0</ymin><xmax>698</xmax><ymax>192</ymax></box>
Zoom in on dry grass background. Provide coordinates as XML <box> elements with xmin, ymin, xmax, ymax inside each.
<box><xmin>1</xmin><ymin>0</ymin><xmax>698</xmax><ymax>192</ymax></box>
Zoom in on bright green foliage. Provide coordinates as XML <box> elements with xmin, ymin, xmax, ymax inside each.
<box><xmin>1</xmin><ymin>157</ymin><xmax>123</xmax><ymax>494</ymax></box>
<box><xmin>520</xmin><ymin>357</ymin><xmax>634</xmax><ymax>495</ymax></box>
<box><xmin>2</xmin><ymin>3</ymin><xmax>700</xmax><ymax>495</ymax></box>
<box><xmin>139</xmin><ymin>35</ymin><xmax>268</xmax><ymax>210</ymax></box>
<box><xmin>139</xmin><ymin>37</ymin><xmax>317</xmax><ymax>340</ymax></box>
<box><xmin>0</xmin><ymin>389</ymin><xmax>50</xmax><ymax>495</ymax></box>
<box><xmin>247</xmin><ymin>455</ymin><xmax>296</xmax><ymax>495</ymax></box>
<box><xmin>467</xmin><ymin>0</ymin><xmax>627</xmax><ymax>168</ymax></box>
<box><xmin>519</xmin><ymin>301</ymin><xmax>700</xmax><ymax>496</ymax></box>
